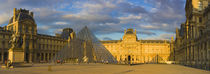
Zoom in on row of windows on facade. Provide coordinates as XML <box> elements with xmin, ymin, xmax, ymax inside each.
<box><xmin>179</xmin><ymin>41</ymin><xmax>209</xmax><ymax>49</ymax></box>
<box><xmin>0</xmin><ymin>34</ymin><xmax>66</xmax><ymax>44</ymax></box>
<box><xmin>0</xmin><ymin>53</ymin><xmax>58</xmax><ymax>62</ymax></box>
<box><xmin>105</xmin><ymin>45</ymin><xmax>169</xmax><ymax>48</ymax></box>
<box><xmin>38</xmin><ymin>44</ymin><xmax>64</xmax><ymax>51</ymax></box>
<box><xmin>8</xmin><ymin>25</ymin><xmax>35</xmax><ymax>34</ymax></box>
<box><xmin>177</xmin><ymin>41</ymin><xmax>210</xmax><ymax>60</ymax></box>
<box><xmin>187</xmin><ymin>51</ymin><xmax>210</xmax><ymax>61</ymax></box>
<box><xmin>104</xmin><ymin>41</ymin><xmax>169</xmax><ymax>44</ymax></box>
<box><xmin>115</xmin><ymin>56</ymin><xmax>166</xmax><ymax>61</ymax></box>
<box><xmin>0</xmin><ymin>41</ymin><xmax>65</xmax><ymax>50</ymax></box>
<box><xmin>38</xmin><ymin>39</ymin><xmax>66</xmax><ymax>44</ymax></box>
<box><xmin>0</xmin><ymin>35</ymin><xmax>11</xmax><ymax>39</ymax></box>
<box><xmin>178</xmin><ymin>50</ymin><xmax>210</xmax><ymax>62</ymax></box>
<box><xmin>37</xmin><ymin>53</ymin><xmax>56</xmax><ymax>61</ymax></box>
<box><xmin>110</xmin><ymin>50</ymin><xmax>170</xmax><ymax>55</ymax></box>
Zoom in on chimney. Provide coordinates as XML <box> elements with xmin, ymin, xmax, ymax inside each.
<box><xmin>124</xmin><ymin>29</ymin><xmax>126</xmax><ymax>34</ymax></box>
<box><xmin>134</xmin><ymin>29</ymin><xmax>136</xmax><ymax>34</ymax></box>
<box><xmin>30</xmin><ymin>12</ymin><xmax>34</xmax><ymax>17</ymax></box>
<box><xmin>13</xmin><ymin>8</ymin><xmax>17</xmax><ymax>22</ymax></box>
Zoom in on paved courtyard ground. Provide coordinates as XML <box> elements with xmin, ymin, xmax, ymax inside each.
<box><xmin>0</xmin><ymin>63</ymin><xmax>209</xmax><ymax>74</ymax></box>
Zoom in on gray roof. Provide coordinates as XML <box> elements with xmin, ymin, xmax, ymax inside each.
<box><xmin>9</xmin><ymin>13</ymin><xmax>35</xmax><ymax>24</ymax></box>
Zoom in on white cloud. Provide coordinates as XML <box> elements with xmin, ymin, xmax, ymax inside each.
<box><xmin>145</xmin><ymin>33</ymin><xmax>175</xmax><ymax>40</ymax></box>
<box><xmin>140</xmin><ymin>25</ymin><xmax>159</xmax><ymax>29</ymax></box>
<box><xmin>150</xmin><ymin>8</ymin><xmax>158</xmax><ymax>13</ymax></box>
<box><xmin>162</xmin><ymin>23</ymin><xmax>168</xmax><ymax>27</ymax></box>
<box><xmin>119</xmin><ymin>14</ymin><xmax>142</xmax><ymax>20</ymax></box>
<box><xmin>54</xmin><ymin>28</ymin><xmax>63</xmax><ymax>34</ymax></box>
<box><xmin>54</xmin><ymin>21</ymin><xmax>68</xmax><ymax>25</ymax></box>
<box><xmin>0</xmin><ymin>12</ymin><xmax>12</xmax><ymax>25</ymax></box>
<box><xmin>32</xmin><ymin>8</ymin><xmax>61</xmax><ymax>17</ymax></box>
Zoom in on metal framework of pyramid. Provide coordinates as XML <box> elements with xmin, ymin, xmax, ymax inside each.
<box><xmin>55</xmin><ymin>26</ymin><xmax>117</xmax><ymax>63</ymax></box>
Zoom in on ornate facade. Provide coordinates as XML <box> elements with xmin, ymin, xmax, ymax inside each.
<box><xmin>0</xmin><ymin>8</ymin><xmax>75</xmax><ymax>63</ymax></box>
<box><xmin>174</xmin><ymin>0</ymin><xmax>210</xmax><ymax>70</ymax></box>
<box><xmin>101</xmin><ymin>29</ymin><xmax>172</xmax><ymax>64</ymax></box>
<box><xmin>0</xmin><ymin>8</ymin><xmax>173</xmax><ymax>64</ymax></box>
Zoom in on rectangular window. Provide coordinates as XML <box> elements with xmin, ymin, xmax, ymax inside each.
<box><xmin>199</xmin><ymin>17</ymin><xmax>202</xmax><ymax>23</ymax></box>
<box><xmin>45</xmin><ymin>53</ymin><xmax>48</xmax><ymax>61</ymax></box>
<box><xmin>19</xmin><ymin>25</ymin><xmax>22</xmax><ymax>33</ymax></box>
<box><xmin>39</xmin><ymin>44</ymin><xmax>41</xmax><ymax>49</ymax></box>
<box><xmin>41</xmin><ymin>53</ymin><xmax>44</xmax><ymax>61</ymax></box>
<box><xmin>32</xmin><ymin>27</ymin><xmax>34</xmax><ymax>34</ymax></box>
<box><xmin>208</xmin><ymin>13</ymin><xmax>210</xmax><ymax>20</ymax></box>
<box><xmin>26</xmin><ymin>26</ymin><xmax>28</xmax><ymax>33</ymax></box>
<box><xmin>209</xmin><ymin>41</ymin><xmax>210</xmax><ymax>49</ymax></box>
<box><xmin>0</xmin><ymin>53</ymin><xmax>1</xmax><ymax>61</ymax></box>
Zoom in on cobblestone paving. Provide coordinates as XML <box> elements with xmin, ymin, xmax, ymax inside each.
<box><xmin>0</xmin><ymin>63</ymin><xmax>209</xmax><ymax>74</ymax></box>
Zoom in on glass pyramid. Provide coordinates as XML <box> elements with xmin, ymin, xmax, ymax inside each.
<box><xmin>55</xmin><ymin>26</ymin><xmax>117</xmax><ymax>64</ymax></box>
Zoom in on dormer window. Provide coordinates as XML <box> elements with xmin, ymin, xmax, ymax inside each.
<box><xmin>26</xmin><ymin>26</ymin><xmax>28</xmax><ymax>33</ymax></box>
<box><xmin>19</xmin><ymin>25</ymin><xmax>22</xmax><ymax>33</ymax></box>
<box><xmin>32</xmin><ymin>27</ymin><xmax>34</xmax><ymax>34</ymax></box>
<box><xmin>199</xmin><ymin>17</ymin><xmax>202</xmax><ymax>23</ymax></box>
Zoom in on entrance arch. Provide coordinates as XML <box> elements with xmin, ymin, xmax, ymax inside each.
<box><xmin>128</xmin><ymin>55</ymin><xmax>131</xmax><ymax>63</ymax></box>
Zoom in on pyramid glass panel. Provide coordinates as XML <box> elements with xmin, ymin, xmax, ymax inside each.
<box><xmin>55</xmin><ymin>26</ymin><xmax>117</xmax><ymax>63</ymax></box>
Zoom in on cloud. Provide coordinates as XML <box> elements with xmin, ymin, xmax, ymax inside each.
<box><xmin>140</xmin><ymin>25</ymin><xmax>159</xmax><ymax>29</ymax></box>
<box><xmin>116</xmin><ymin>2</ymin><xmax>147</xmax><ymax>14</ymax></box>
<box><xmin>143</xmin><ymin>0</ymin><xmax>186</xmax><ymax>32</ymax></box>
<box><xmin>119</xmin><ymin>14</ymin><xmax>142</xmax><ymax>20</ymax></box>
<box><xmin>0</xmin><ymin>0</ymin><xmax>185</xmax><ymax>40</ymax></box>
<box><xmin>0</xmin><ymin>12</ymin><xmax>11</xmax><ymax>25</ymax></box>
<box><xmin>54</xmin><ymin>21</ymin><xmax>68</xmax><ymax>25</ymax></box>
<box><xmin>144</xmin><ymin>33</ymin><xmax>175</xmax><ymax>40</ymax></box>
<box><xmin>138</xmin><ymin>30</ymin><xmax>156</xmax><ymax>35</ymax></box>
<box><xmin>62</xmin><ymin>14</ymin><xmax>119</xmax><ymax>25</ymax></box>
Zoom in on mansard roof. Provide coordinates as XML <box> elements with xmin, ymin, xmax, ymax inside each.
<box><xmin>9</xmin><ymin>12</ymin><xmax>35</xmax><ymax>24</ymax></box>
<box><xmin>140</xmin><ymin>40</ymin><xmax>170</xmax><ymax>43</ymax></box>
<box><xmin>125</xmin><ymin>28</ymin><xmax>134</xmax><ymax>34</ymax></box>
<box><xmin>100</xmin><ymin>40</ymin><xmax>121</xmax><ymax>43</ymax></box>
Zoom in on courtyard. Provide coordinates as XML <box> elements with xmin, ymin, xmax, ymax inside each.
<box><xmin>0</xmin><ymin>63</ymin><xmax>209</xmax><ymax>74</ymax></box>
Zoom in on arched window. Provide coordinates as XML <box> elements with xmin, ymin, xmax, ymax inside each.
<box><xmin>31</xmin><ymin>27</ymin><xmax>34</xmax><ymax>34</ymax></box>
<box><xmin>25</xmin><ymin>26</ymin><xmax>28</xmax><ymax>33</ymax></box>
<box><xmin>19</xmin><ymin>25</ymin><xmax>22</xmax><ymax>33</ymax></box>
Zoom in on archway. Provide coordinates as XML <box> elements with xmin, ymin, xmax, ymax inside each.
<box><xmin>128</xmin><ymin>55</ymin><xmax>131</xmax><ymax>63</ymax></box>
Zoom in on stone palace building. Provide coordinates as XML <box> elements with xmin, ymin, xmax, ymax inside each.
<box><xmin>0</xmin><ymin>8</ymin><xmax>75</xmax><ymax>63</ymax></box>
<box><xmin>101</xmin><ymin>29</ymin><xmax>172</xmax><ymax>64</ymax></box>
<box><xmin>173</xmin><ymin>0</ymin><xmax>210</xmax><ymax>70</ymax></box>
<box><xmin>0</xmin><ymin>8</ymin><xmax>173</xmax><ymax>64</ymax></box>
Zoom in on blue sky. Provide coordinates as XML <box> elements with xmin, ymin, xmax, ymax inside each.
<box><xmin>0</xmin><ymin>0</ymin><xmax>186</xmax><ymax>40</ymax></box>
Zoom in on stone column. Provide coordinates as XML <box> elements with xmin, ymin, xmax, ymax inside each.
<box><xmin>33</xmin><ymin>52</ymin><xmax>37</xmax><ymax>63</ymax></box>
<box><xmin>29</xmin><ymin>37</ymin><xmax>33</xmax><ymax>63</ymax></box>
<box><xmin>2</xmin><ymin>51</ymin><xmax>5</xmax><ymax>63</ymax></box>
<box><xmin>29</xmin><ymin>52</ymin><xmax>33</xmax><ymax>63</ymax></box>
